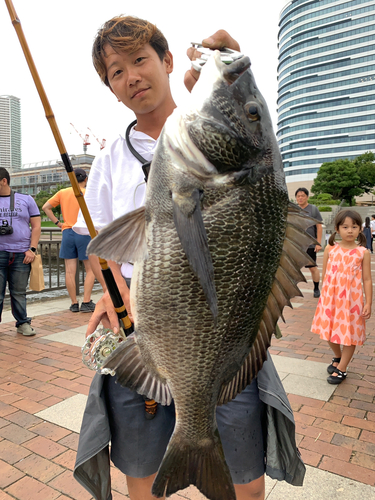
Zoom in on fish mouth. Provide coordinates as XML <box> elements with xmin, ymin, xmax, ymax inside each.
<box><xmin>221</xmin><ymin>55</ymin><xmax>251</xmax><ymax>85</ymax></box>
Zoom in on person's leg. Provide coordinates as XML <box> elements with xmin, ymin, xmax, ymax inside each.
<box><xmin>336</xmin><ymin>345</ymin><xmax>356</xmax><ymax>374</ymax></box>
<box><xmin>234</xmin><ymin>475</ymin><xmax>265</xmax><ymax>500</ymax></box>
<box><xmin>64</xmin><ymin>258</ymin><xmax>78</xmax><ymax>305</ymax></box>
<box><xmin>126</xmin><ymin>474</ymin><xmax>165</xmax><ymax>500</ymax></box>
<box><xmin>82</xmin><ymin>259</ymin><xmax>95</xmax><ymax>302</ymax></box>
<box><xmin>0</xmin><ymin>251</ymin><xmax>9</xmax><ymax>321</ymax></box>
<box><xmin>328</xmin><ymin>341</ymin><xmax>342</xmax><ymax>363</ymax></box>
<box><xmin>310</xmin><ymin>265</ymin><xmax>320</xmax><ymax>284</ymax></box>
<box><xmin>7</xmin><ymin>253</ymin><xmax>31</xmax><ymax>326</ymax></box>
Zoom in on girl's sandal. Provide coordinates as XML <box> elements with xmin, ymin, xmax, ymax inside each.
<box><xmin>327</xmin><ymin>367</ymin><xmax>347</xmax><ymax>385</ymax></box>
<box><xmin>327</xmin><ymin>357</ymin><xmax>341</xmax><ymax>375</ymax></box>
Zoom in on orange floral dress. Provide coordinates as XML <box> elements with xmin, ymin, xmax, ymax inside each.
<box><xmin>311</xmin><ymin>244</ymin><xmax>366</xmax><ymax>346</ymax></box>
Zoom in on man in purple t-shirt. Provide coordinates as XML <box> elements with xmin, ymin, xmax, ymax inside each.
<box><xmin>0</xmin><ymin>168</ymin><xmax>41</xmax><ymax>335</ymax></box>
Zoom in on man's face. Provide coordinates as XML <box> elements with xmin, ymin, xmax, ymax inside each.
<box><xmin>104</xmin><ymin>43</ymin><xmax>173</xmax><ymax>116</ymax></box>
<box><xmin>295</xmin><ymin>191</ymin><xmax>309</xmax><ymax>208</ymax></box>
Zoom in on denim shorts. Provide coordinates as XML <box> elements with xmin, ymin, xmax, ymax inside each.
<box><xmin>104</xmin><ymin>376</ymin><xmax>265</xmax><ymax>484</ymax></box>
<box><xmin>59</xmin><ymin>228</ymin><xmax>90</xmax><ymax>260</ymax></box>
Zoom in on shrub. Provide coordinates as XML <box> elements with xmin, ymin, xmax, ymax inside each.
<box><xmin>319</xmin><ymin>206</ymin><xmax>332</xmax><ymax>212</ymax></box>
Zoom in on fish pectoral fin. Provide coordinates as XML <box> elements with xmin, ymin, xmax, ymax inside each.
<box><xmin>172</xmin><ymin>189</ymin><xmax>218</xmax><ymax>320</ymax></box>
<box><xmin>218</xmin><ymin>203</ymin><xmax>319</xmax><ymax>405</ymax></box>
<box><xmin>152</xmin><ymin>428</ymin><xmax>235</xmax><ymax>500</ymax></box>
<box><xmin>87</xmin><ymin>207</ymin><xmax>147</xmax><ymax>264</ymax></box>
<box><xmin>102</xmin><ymin>334</ymin><xmax>172</xmax><ymax>406</ymax></box>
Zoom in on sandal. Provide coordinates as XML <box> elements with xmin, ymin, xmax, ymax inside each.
<box><xmin>327</xmin><ymin>357</ymin><xmax>341</xmax><ymax>375</ymax></box>
<box><xmin>327</xmin><ymin>367</ymin><xmax>347</xmax><ymax>385</ymax></box>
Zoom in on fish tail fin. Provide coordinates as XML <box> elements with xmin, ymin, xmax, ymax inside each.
<box><xmin>152</xmin><ymin>429</ymin><xmax>235</xmax><ymax>500</ymax></box>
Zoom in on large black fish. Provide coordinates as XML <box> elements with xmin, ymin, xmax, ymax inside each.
<box><xmin>88</xmin><ymin>51</ymin><xmax>316</xmax><ymax>500</ymax></box>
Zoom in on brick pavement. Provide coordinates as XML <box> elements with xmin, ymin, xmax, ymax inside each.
<box><xmin>0</xmin><ymin>253</ymin><xmax>374</xmax><ymax>498</ymax></box>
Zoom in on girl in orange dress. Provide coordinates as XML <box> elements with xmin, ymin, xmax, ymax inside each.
<box><xmin>311</xmin><ymin>210</ymin><xmax>372</xmax><ymax>384</ymax></box>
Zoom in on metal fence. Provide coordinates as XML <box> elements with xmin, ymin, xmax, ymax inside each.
<box><xmin>4</xmin><ymin>227</ymin><xmax>86</xmax><ymax>298</ymax></box>
<box><xmin>34</xmin><ymin>227</ymin><xmax>86</xmax><ymax>295</ymax></box>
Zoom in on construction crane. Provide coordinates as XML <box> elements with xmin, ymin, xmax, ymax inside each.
<box><xmin>70</xmin><ymin>123</ymin><xmax>90</xmax><ymax>154</ymax></box>
<box><xmin>88</xmin><ymin>127</ymin><xmax>106</xmax><ymax>150</ymax></box>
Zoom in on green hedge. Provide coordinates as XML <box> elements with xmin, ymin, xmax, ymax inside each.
<box><xmin>319</xmin><ymin>206</ymin><xmax>333</xmax><ymax>212</ymax></box>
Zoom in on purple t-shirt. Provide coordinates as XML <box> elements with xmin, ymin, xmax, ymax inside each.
<box><xmin>0</xmin><ymin>192</ymin><xmax>40</xmax><ymax>253</ymax></box>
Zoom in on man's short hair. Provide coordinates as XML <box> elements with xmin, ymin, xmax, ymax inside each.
<box><xmin>0</xmin><ymin>168</ymin><xmax>10</xmax><ymax>186</ymax></box>
<box><xmin>295</xmin><ymin>187</ymin><xmax>309</xmax><ymax>197</ymax></box>
<box><xmin>92</xmin><ymin>16</ymin><xmax>169</xmax><ymax>88</ymax></box>
<box><xmin>372</xmin><ymin>214</ymin><xmax>375</xmax><ymax>219</ymax></box>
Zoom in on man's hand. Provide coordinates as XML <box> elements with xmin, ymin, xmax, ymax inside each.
<box><xmin>86</xmin><ymin>288</ymin><xmax>133</xmax><ymax>338</ymax></box>
<box><xmin>184</xmin><ymin>30</ymin><xmax>241</xmax><ymax>92</ymax></box>
<box><xmin>315</xmin><ymin>244</ymin><xmax>322</xmax><ymax>253</ymax></box>
<box><xmin>23</xmin><ymin>249</ymin><xmax>36</xmax><ymax>264</ymax></box>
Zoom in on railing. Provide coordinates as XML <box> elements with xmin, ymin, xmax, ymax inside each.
<box><xmin>4</xmin><ymin>227</ymin><xmax>87</xmax><ymax>297</ymax></box>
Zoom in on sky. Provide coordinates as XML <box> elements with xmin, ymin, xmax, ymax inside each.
<box><xmin>0</xmin><ymin>0</ymin><xmax>287</xmax><ymax>165</ymax></box>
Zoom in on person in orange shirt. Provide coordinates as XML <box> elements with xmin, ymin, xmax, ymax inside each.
<box><xmin>42</xmin><ymin>168</ymin><xmax>99</xmax><ymax>312</ymax></box>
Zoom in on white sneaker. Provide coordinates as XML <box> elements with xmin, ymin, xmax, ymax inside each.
<box><xmin>17</xmin><ymin>323</ymin><xmax>36</xmax><ymax>336</ymax></box>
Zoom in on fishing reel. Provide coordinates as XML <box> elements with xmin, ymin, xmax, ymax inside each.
<box><xmin>82</xmin><ymin>327</ymin><xmax>125</xmax><ymax>376</ymax></box>
<box><xmin>190</xmin><ymin>43</ymin><xmax>244</xmax><ymax>72</ymax></box>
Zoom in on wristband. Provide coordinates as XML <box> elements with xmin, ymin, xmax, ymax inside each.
<box><xmin>29</xmin><ymin>247</ymin><xmax>36</xmax><ymax>253</ymax></box>
<box><xmin>54</xmin><ymin>220</ymin><xmax>60</xmax><ymax>225</ymax></box>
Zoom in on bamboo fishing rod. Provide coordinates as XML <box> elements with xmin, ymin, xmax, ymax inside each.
<box><xmin>4</xmin><ymin>0</ymin><xmax>132</xmax><ymax>334</ymax></box>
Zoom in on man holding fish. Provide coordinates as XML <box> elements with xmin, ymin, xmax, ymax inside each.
<box><xmin>73</xmin><ymin>15</ymin><xmax>305</xmax><ymax>500</ymax></box>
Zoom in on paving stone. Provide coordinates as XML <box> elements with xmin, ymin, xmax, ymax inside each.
<box><xmin>5</xmin><ymin>475</ymin><xmax>61</xmax><ymax>500</ymax></box>
<box><xmin>29</xmin><ymin>421</ymin><xmax>71</xmax><ymax>441</ymax></box>
<box><xmin>0</xmin><ymin>423</ymin><xmax>36</xmax><ymax>445</ymax></box>
<box><xmin>0</xmin><ymin>439</ymin><xmax>32</xmax><ymax>464</ymax></box>
<box><xmin>48</xmin><ymin>469</ymin><xmax>93</xmax><ymax>499</ymax></box>
<box><xmin>0</xmin><ymin>458</ymin><xmax>25</xmax><ymax>488</ymax></box>
<box><xmin>14</xmin><ymin>453</ymin><xmax>65</xmax><ymax>482</ymax></box>
<box><xmin>23</xmin><ymin>436</ymin><xmax>67</xmax><ymax>459</ymax></box>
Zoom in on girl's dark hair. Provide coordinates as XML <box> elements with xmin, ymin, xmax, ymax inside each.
<box><xmin>365</xmin><ymin>216</ymin><xmax>370</xmax><ymax>228</ymax></box>
<box><xmin>328</xmin><ymin>209</ymin><xmax>366</xmax><ymax>247</ymax></box>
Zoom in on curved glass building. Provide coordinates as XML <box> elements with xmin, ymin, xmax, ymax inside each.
<box><xmin>278</xmin><ymin>0</ymin><xmax>375</xmax><ymax>195</ymax></box>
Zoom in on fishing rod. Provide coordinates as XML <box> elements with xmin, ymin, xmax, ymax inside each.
<box><xmin>3</xmin><ymin>1</ymin><xmax>133</xmax><ymax>335</ymax></box>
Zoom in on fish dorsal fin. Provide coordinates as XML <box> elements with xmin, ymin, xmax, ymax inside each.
<box><xmin>102</xmin><ymin>334</ymin><xmax>173</xmax><ymax>406</ymax></box>
<box><xmin>87</xmin><ymin>207</ymin><xmax>147</xmax><ymax>264</ymax></box>
<box><xmin>172</xmin><ymin>189</ymin><xmax>218</xmax><ymax>320</ymax></box>
<box><xmin>217</xmin><ymin>202</ymin><xmax>318</xmax><ymax>405</ymax></box>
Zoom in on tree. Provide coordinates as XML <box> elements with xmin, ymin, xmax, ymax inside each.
<box><xmin>35</xmin><ymin>183</ymin><xmax>69</xmax><ymax>218</ymax></box>
<box><xmin>353</xmin><ymin>152</ymin><xmax>375</xmax><ymax>194</ymax></box>
<box><xmin>312</xmin><ymin>159</ymin><xmax>362</xmax><ymax>205</ymax></box>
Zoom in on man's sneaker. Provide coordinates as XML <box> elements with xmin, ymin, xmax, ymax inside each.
<box><xmin>17</xmin><ymin>323</ymin><xmax>36</xmax><ymax>336</ymax></box>
<box><xmin>80</xmin><ymin>300</ymin><xmax>95</xmax><ymax>313</ymax></box>
<box><xmin>313</xmin><ymin>289</ymin><xmax>320</xmax><ymax>298</ymax></box>
<box><xmin>69</xmin><ymin>303</ymin><xmax>79</xmax><ymax>313</ymax></box>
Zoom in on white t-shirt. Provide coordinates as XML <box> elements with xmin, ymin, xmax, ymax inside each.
<box><xmin>371</xmin><ymin>219</ymin><xmax>375</xmax><ymax>235</ymax></box>
<box><xmin>74</xmin><ymin>125</ymin><xmax>158</xmax><ymax>278</ymax></box>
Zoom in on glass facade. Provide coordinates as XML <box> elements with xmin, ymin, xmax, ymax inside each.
<box><xmin>278</xmin><ymin>0</ymin><xmax>375</xmax><ymax>183</ymax></box>
<box><xmin>0</xmin><ymin>95</ymin><xmax>22</xmax><ymax>170</ymax></box>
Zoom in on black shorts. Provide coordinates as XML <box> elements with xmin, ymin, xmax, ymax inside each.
<box><xmin>305</xmin><ymin>247</ymin><xmax>317</xmax><ymax>268</ymax></box>
<box><xmin>104</xmin><ymin>376</ymin><xmax>265</xmax><ymax>484</ymax></box>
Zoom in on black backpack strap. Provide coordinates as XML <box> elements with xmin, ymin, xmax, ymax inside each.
<box><xmin>9</xmin><ymin>190</ymin><xmax>14</xmax><ymax>225</ymax></box>
<box><xmin>125</xmin><ymin>120</ymin><xmax>151</xmax><ymax>182</ymax></box>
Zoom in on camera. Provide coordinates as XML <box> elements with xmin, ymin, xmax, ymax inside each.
<box><xmin>0</xmin><ymin>221</ymin><xmax>13</xmax><ymax>236</ymax></box>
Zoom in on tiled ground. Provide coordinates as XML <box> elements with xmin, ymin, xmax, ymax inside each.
<box><xmin>0</xmin><ymin>253</ymin><xmax>374</xmax><ymax>499</ymax></box>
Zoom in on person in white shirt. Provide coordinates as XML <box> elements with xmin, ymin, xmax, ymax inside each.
<box><xmin>73</xmin><ymin>15</ymin><xmax>305</xmax><ymax>500</ymax></box>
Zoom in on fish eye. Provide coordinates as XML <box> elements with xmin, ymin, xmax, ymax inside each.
<box><xmin>244</xmin><ymin>102</ymin><xmax>259</xmax><ymax>121</ymax></box>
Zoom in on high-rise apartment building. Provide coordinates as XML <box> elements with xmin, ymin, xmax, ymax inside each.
<box><xmin>0</xmin><ymin>95</ymin><xmax>22</xmax><ymax>171</ymax></box>
<box><xmin>278</xmin><ymin>0</ymin><xmax>375</xmax><ymax>195</ymax></box>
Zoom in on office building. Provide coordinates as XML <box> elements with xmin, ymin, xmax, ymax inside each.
<box><xmin>10</xmin><ymin>154</ymin><xmax>94</xmax><ymax>196</ymax></box>
<box><xmin>278</xmin><ymin>0</ymin><xmax>375</xmax><ymax>197</ymax></box>
<box><xmin>0</xmin><ymin>95</ymin><xmax>22</xmax><ymax>171</ymax></box>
